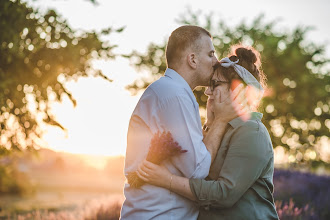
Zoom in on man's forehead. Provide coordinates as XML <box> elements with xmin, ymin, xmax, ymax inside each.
<box><xmin>200</xmin><ymin>35</ymin><xmax>213</xmax><ymax>47</ymax></box>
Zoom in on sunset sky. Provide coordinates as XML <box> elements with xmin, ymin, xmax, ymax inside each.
<box><xmin>25</xmin><ymin>0</ymin><xmax>330</xmax><ymax>157</ymax></box>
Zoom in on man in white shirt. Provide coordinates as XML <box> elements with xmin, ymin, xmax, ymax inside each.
<box><xmin>120</xmin><ymin>25</ymin><xmax>240</xmax><ymax>219</ymax></box>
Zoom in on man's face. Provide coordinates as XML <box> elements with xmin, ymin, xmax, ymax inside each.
<box><xmin>195</xmin><ymin>35</ymin><xmax>218</xmax><ymax>86</ymax></box>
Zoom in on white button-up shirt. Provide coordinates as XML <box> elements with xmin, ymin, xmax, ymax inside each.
<box><xmin>120</xmin><ymin>68</ymin><xmax>211</xmax><ymax>220</ymax></box>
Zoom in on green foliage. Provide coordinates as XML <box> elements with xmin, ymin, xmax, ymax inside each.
<box><xmin>0</xmin><ymin>163</ymin><xmax>34</xmax><ymax>195</ymax></box>
<box><xmin>0</xmin><ymin>0</ymin><xmax>122</xmax><ymax>152</ymax></box>
<box><xmin>127</xmin><ymin>10</ymin><xmax>330</xmax><ymax>166</ymax></box>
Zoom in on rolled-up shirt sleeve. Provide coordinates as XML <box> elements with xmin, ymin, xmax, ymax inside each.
<box><xmin>189</xmin><ymin>121</ymin><xmax>271</xmax><ymax>208</ymax></box>
<box><xmin>154</xmin><ymin>94</ymin><xmax>211</xmax><ymax>179</ymax></box>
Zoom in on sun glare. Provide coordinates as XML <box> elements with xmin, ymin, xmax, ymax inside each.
<box><xmin>43</xmin><ymin>58</ymin><xmax>140</xmax><ymax>157</ymax></box>
<box><xmin>77</xmin><ymin>154</ymin><xmax>110</xmax><ymax>170</ymax></box>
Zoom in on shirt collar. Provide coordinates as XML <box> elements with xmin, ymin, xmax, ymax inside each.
<box><xmin>228</xmin><ymin>112</ymin><xmax>263</xmax><ymax>129</ymax></box>
<box><xmin>165</xmin><ymin>68</ymin><xmax>194</xmax><ymax>90</ymax></box>
<box><xmin>164</xmin><ymin>68</ymin><xmax>199</xmax><ymax>110</ymax></box>
<box><xmin>164</xmin><ymin>68</ymin><xmax>192</xmax><ymax>90</ymax></box>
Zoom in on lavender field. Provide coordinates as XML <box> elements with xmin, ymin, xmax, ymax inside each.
<box><xmin>273</xmin><ymin>169</ymin><xmax>330</xmax><ymax>220</ymax></box>
<box><xmin>3</xmin><ymin>168</ymin><xmax>329</xmax><ymax>220</ymax></box>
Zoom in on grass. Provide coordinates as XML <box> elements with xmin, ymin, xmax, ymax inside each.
<box><xmin>3</xmin><ymin>194</ymin><xmax>124</xmax><ymax>220</ymax></box>
<box><xmin>0</xmin><ymin>151</ymin><xmax>126</xmax><ymax>219</ymax></box>
<box><xmin>1</xmin><ymin>150</ymin><xmax>329</xmax><ymax>219</ymax></box>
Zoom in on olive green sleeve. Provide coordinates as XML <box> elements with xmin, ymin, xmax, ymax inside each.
<box><xmin>189</xmin><ymin>121</ymin><xmax>272</xmax><ymax>208</ymax></box>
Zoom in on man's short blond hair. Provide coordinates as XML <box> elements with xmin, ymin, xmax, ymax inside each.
<box><xmin>166</xmin><ymin>25</ymin><xmax>211</xmax><ymax>68</ymax></box>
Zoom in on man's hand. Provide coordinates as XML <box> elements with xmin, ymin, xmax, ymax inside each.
<box><xmin>203</xmin><ymin>84</ymin><xmax>251</xmax><ymax>162</ymax></box>
<box><xmin>205</xmin><ymin>97</ymin><xmax>215</xmax><ymax>126</ymax></box>
<box><xmin>213</xmin><ymin>83</ymin><xmax>250</xmax><ymax>123</ymax></box>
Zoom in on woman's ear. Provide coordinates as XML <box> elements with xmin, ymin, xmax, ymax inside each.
<box><xmin>187</xmin><ymin>53</ymin><xmax>197</xmax><ymax>69</ymax></box>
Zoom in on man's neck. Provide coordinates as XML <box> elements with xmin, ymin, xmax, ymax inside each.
<box><xmin>171</xmin><ymin>67</ymin><xmax>197</xmax><ymax>91</ymax></box>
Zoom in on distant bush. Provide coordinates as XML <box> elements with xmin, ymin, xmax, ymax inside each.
<box><xmin>0</xmin><ymin>164</ymin><xmax>34</xmax><ymax>196</ymax></box>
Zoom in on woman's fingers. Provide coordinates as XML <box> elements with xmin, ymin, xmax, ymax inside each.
<box><xmin>142</xmin><ymin>159</ymin><xmax>153</xmax><ymax>167</ymax></box>
<box><xmin>137</xmin><ymin>164</ymin><xmax>146</xmax><ymax>176</ymax></box>
<box><xmin>138</xmin><ymin>160</ymin><xmax>160</xmax><ymax>181</ymax></box>
<box><xmin>222</xmin><ymin>84</ymin><xmax>244</xmax><ymax>106</ymax></box>
<box><xmin>234</xmin><ymin>95</ymin><xmax>247</xmax><ymax>113</ymax></box>
<box><xmin>231</xmin><ymin>83</ymin><xmax>244</xmax><ymax>100</ymax></box>
<box><xmin>236</xmin><ymin>100</ymin><xmax>251</xmax><ymax>121</ymax></box>
<box><xmin>137</xmin><ymin>163</ymin><xmax>153</xmax><ymax>181</ymax></box>
<box><xmin>229</xmin><ymin>86</ymin><xmax>252</xmax><ymax>121</ymax></box>
<box><xmin>139</xmin><ymin>161</ymin><xmax>152</xmax><ymax>175</ymax></box>
<box><xmin>137</xmin><ymin>160</ymin><xmax>173</xmax><ymax>188</ymax></box>
<box><xmin>236</xmin><ymin>87</ymin><xmax>246</xmax><ymax>105</ymax></box>
<box><xmin>142</xmin><ymin>160</ymin><xmax>160</xmax><ymax>170</ymax></box>
<box><xmin>136</xmin><ymin>169</ymin><xmax>149</xmax><ymax>182</ymax></box>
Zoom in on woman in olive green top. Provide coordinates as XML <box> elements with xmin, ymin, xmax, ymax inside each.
<box><xmin>138</xmin><ymin>45</ymin><xmax>279</xmax><ymax>220</ymax></box>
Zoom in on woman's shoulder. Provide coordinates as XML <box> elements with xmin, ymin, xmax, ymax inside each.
<box><xmin>230</xmin><ymin>116</ymin><xmax>273</xmax><ymax>153</ymax></box>
<box><xmin>234</xmin><ymin>112</ymin><xmax>267</xmax><ymax>131</ymax></box>
<box><xmin>230</xmin><ymin>117</ymin><xmax>261</xmax><ymax>133</ymax></box>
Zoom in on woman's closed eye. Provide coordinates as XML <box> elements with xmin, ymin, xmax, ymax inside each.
<box><xmin>210</xmin><ymin>80</ymin><xmax>229</xmax><ymax>92</ymax></box>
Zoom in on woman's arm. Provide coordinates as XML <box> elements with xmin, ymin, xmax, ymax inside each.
<box><xmin>137</xmin><ymin>160</ymin><xmax>196</xmax><ymax>201</ymax></box>
<box><xmin>137</xmin><ymin>86</ymin><xmax>251</xmax><ymax>202</ymax></box>
<box><xmin>190</xmin><ymin>122</ymin><xmax>272</xmax><ymax>208</ymax></box>
<box><xmin>203</xmin><ymin>84</ymin><xmax>248</xmax><ymax>162</ymax></box>
<box><xmin>138</xmin><ymin>121</ymin><xmax>272</xmax><ymax>208</ymax></box>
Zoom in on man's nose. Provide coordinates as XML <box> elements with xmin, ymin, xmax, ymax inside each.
<box><xmin>213</xmin><ymin>56</ymin><xmax>219</xmax><ymax>64</ymax></box>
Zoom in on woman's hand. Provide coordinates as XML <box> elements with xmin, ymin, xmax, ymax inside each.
<box><xmin>137</xmin><ymin>160</ymin><xmax>173</xmax><ymax>189</ymax></box>
<box><xmin>138</xmin><ymin>160</ymin><xmax>197</xmax><ymax>201</ymax></box>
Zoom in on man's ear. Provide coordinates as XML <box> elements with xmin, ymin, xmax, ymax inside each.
<box><xmin>187</xmin><ymin>53</ymin><xmax>197</xmax><ymax>69</ymax></box>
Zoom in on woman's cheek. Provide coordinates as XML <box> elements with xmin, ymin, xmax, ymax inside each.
<box><xmin>214</xmin><ymin>88</ymin><xmax>222</xmax><ymax>101</ymax></box>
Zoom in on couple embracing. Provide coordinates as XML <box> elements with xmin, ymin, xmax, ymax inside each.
<box><xmin>120</xmin><ymin>25</ymin><xmax>279</xmax><ymax>220</ymax></box>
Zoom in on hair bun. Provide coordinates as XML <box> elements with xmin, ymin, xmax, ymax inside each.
<box><xmin>235</xmin><ymin>47</ymin><xmax>257</xmax><ymax>64</ymax></box>
<box><xmin>229</xmin><ymin>55</ymin><xmax>239</xmax><ymax>62</ymax></box>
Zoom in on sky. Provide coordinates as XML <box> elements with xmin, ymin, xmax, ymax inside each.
<box><xmin>25</xmin><ymin>0</ymin><xmax>330</xmax><ymax>158</ymax></box>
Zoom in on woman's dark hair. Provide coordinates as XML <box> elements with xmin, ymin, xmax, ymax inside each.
<box><xmin>213</xmin><ymin>45</ymin><xmax>267</xmax><ymax>90</ymax></box>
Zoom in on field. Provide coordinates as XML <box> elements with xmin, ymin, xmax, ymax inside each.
<box><xmin>0</xmin><ymin>149</ymin><xmax>125</xmax><ymax>219</ymax></box>
<box><xmin>1</xmin><ymin>149</ymin><xmax>330</xmax><ymax>220</ymax></box>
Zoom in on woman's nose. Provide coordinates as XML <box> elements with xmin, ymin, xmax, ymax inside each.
<box><xmin>204</xmin><ymin>87</ymin><xmax>212</xmax><ymax>96</ymax></box>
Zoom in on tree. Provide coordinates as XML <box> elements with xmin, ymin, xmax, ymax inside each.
<box><xmin>0</xmin><ymin>0</ymin><xmax>123</xmax><ymax>154</ymax></box>
<box><xmin>126</xmin><ymin>10</ymin><xmax>330</xmax><ymax>167</ymax></box>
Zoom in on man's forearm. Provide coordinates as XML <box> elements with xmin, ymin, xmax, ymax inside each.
<box><xmin>203</xmin><ymin>119</ymin><xmax>227</xmax><ymax>163</ymax></box>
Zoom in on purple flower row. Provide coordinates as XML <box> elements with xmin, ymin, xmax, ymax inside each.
<box><xmin>274</xmin><ymin>169</ymin><xmax>330</xmax><ymax>219</ymax></box>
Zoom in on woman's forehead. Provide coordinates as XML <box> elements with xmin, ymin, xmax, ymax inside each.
<box><xmin>212</xmin><ymin>69</ymin><xmax>226</xmax><ymax>80</ymax></box>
